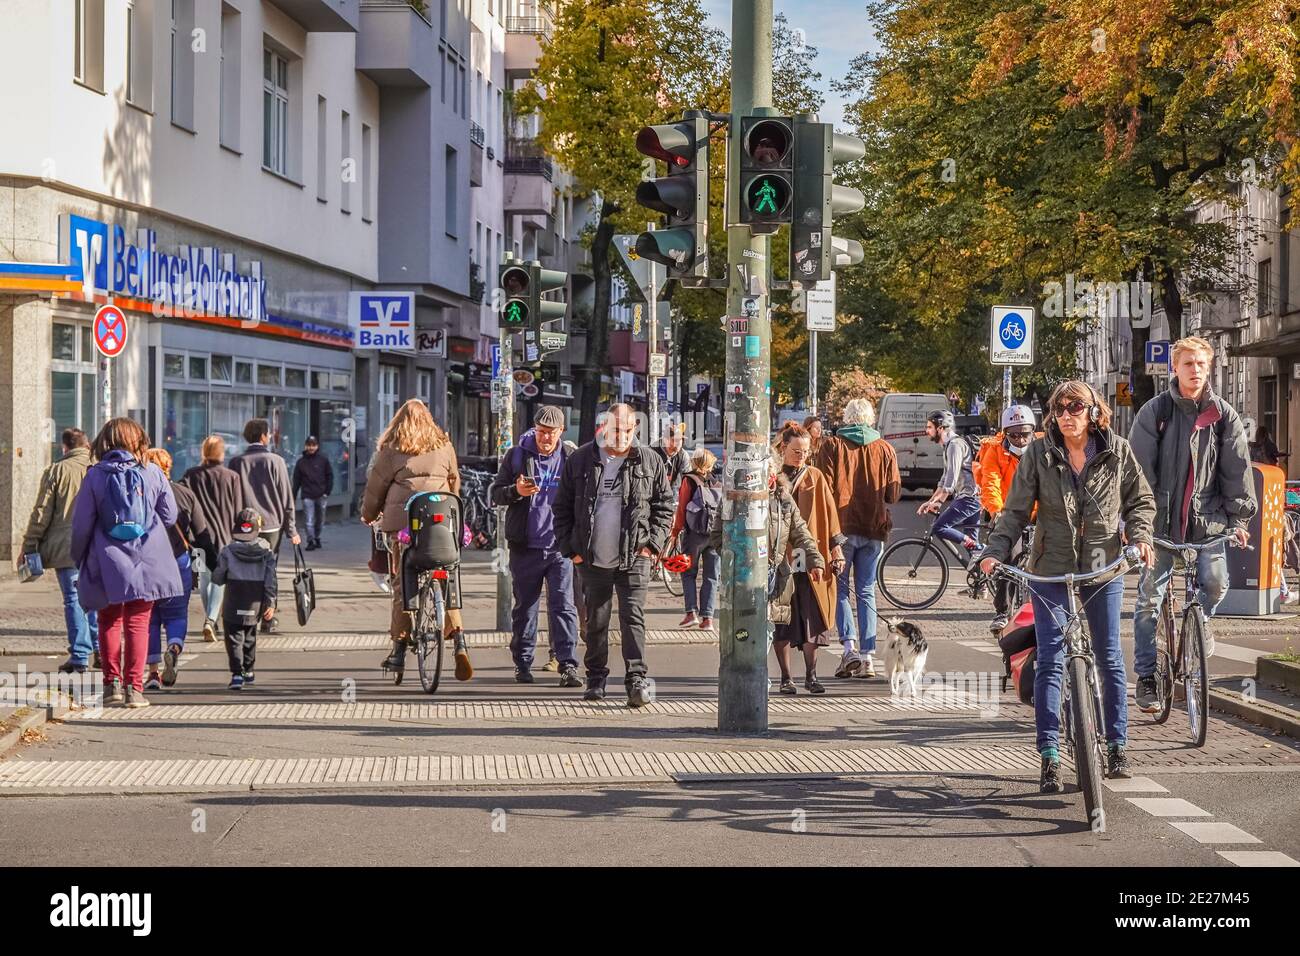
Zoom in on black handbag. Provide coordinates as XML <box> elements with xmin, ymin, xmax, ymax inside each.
<box><xmin>292</xmin><ymin>543</ymin><xmax>317</xmax><ymax>626</ymax></box>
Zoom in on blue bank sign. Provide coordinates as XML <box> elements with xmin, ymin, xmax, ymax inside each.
<box><xmin>350</xmin><ymin>292</ymin><xmax>414</xmax><ymax>349</ymax></box>
<box><xmin>59</xmin><ymin>214</ymin><xmax>268</xmax><ymax>323</ymax></box>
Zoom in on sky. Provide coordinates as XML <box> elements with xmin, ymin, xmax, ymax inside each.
<box><xmin>701</xmin><ymin>1</ymin><xmax>879</xmax><ymax>130</ymax></box>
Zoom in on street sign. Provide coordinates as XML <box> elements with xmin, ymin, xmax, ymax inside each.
<box><xmin>490</xmin><ymin>344</ymin><xmax>501</xmax><ymax>378</ymax></box>
<box><xmin>989</xmin><ymin>305</ymin><xmax>1034</xmax><ymax>366</ymax></box>
<box><xmin>93</xmin><ymin>304</ymin><xmax>127</xmax><ymax>358</ymax></box>
<box><xmin>415</xmin><ymin>329</ymin><xmax>447</xmax><ymax>357</ymax></box>
<box><xmin>649</xmin><ymin>352</ymin><xmax>667</xmax><ymax>377</ymax></box>
<box><xmin>805</xmin><ymin>273</ymin><xmax>836</xmax><ymax>332</ymax></box>
<box><xmin>1145</xmin><ymin>339</ymin><xmax>1171</xmax><ymax>376</ymax></box>
<box><xmin>539</xmin><ymin>331</ymin><xmax>568</xmax><ymax>353</ymax></box>
<box><xmin>613</xmin><ymin>234</ymin><xmax>655</xmax><ymax>302</ymax></box>
<box><xmin>1116</xmin><ymin>382</ymin><xmax>1133</xmax><ymax>406</ymax></box>
<box><xmin>350</xmin><ymin>292</ymin><xmax>414</xmax><ymax>349</ymax></box>
<box><xmin>657</xmin><ymin>377</ymin><xmax>668</xmax><ymax>401</ymax></box>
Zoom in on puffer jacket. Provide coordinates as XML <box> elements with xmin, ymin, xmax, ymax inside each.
<box><xmin>1129</xmin><ymin>382</ymin><xmax>1256</xmax><ymax>543</ymax></box>
<box><xmin>984</xmin><ymin>425</ymin><xmax>1155</xmax><ymax>580</ymax></box>
<box><xmin>708</xmin><ymin>474</ymin><xmax>824</xmax><ymax>610</ymax></box>
<box><xmin>361</xmin><ymin>441</ymin><xmax>461</xmax><ymax>533</ymax></box>
<box><xmin>553</xmin><ymin>441</ymin><xmax>675</xmax><ymax>570</ymax></box>
<box><xmin>976</xmin><ymin>434</ymin><xmax>1022</xmax><ymax>516</ymax></box>
<box><xmin>22</xmin><ymin>446</ymin><xmax>92</xmax><ymax>569</ymax></box>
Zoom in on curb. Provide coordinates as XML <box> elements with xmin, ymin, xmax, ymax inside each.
<box><xmin>0</xmin><ymin>706</ymin><xmax>50</xmax><ymax>755</ymax></box>
<box><xmin>1208</xmin><ymin>688</ymin><xmax>1300</xmax><ymax>740</ymax></box>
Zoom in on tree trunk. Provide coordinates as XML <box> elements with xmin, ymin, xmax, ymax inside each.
<box><xmin>579</xmin><ymin>200</ymin><xmax>617</xmax><ymax>444</ymax></box>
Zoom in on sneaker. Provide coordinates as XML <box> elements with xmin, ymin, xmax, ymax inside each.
<box><xmin>305</xmin><ymin>539</ymin><xmax>318</xmax><ymax>551</ymax></box>
<box><xmin>57</xmin><ymin>659</ymin><xmax>87</xmax><ymax>675</ymax></box>
<box><xmin>514</xmin><ymin>667</ymin><xmax>535</xmax><ymax>684</ymax></box>
<box><xmin>989</xmin><ymin>614</ymin><xmax>1009</xmax><ymax>634</ymax></box>
<box><xmin>144</xmin><ymin>672</ymin><xmax>162</xmax><ymax>691</ymax></box>
<box><xmin>860</xmin><ymin>653</ymin><xmax>878</xmax><ymax>678</ymax></box>
<box><xmin>778</xmin><ymin>678</ymin><xmax>798</xmax><ymax>695</ymax></box>
<box><xmin>804</xmin><ymin>674</ymin><xmax>826</xmax><ymax>694</ymax></box>
<box><xmin>313</xmin><ymin>537</ymin><xmax>322</xmax><ymax>550</ymax></box>
<box><xmin>228</xmin><ymin>675</ymin><xmax>244</xmax><ymax>691</ymax></box>
<box><xmin>699</xmin><ymin>617</ymin><xmax>717</xmax><ymax>633</ymax></box>
<box><xmin>541</xmin><ymin>652</ymin><xmax>560</xmax><ymax>672</ymax></box>
<box><xmin>627</xmin><ymin>675</ymin><xmax>654</xmax><ymax>708</ymax></box>
<box><xmin>833</xmin><ymin>648</ymin><xmax>862</xmax><ymax>678</ymax></box>
<box><xmin>104</xmin><ymin>679</ymin><xmax>124</xmax><ymax>705</ymax></box>
<box><xmin>242</xmin><ymin>672</ymin><xmax>256</xmax><ymax>686</ymax></box>
<box><xmin>1202</xmin><ymin>623</ymin><xmax>1216</xmax><ymax>660</ymax></box>
<box><xmin>558</xmin><ymin>666</ymin><xmax>583</xmax><ymax>688</ymax></box>
<box><xmin>161</xmin><ymin>645</ymin><xmax>181</xmax><ymax>687</ymax></box>
<box><xmin>124</xmin><ymin>686</ymin><xmax>150</xmax><ymax>709</ymax></box>
<box><xmin>1107</xmin><ymin>746</ymin><xmax>1132</xmax><ymax>779</ymax></box>
<box><xmin>583</xmin><ymin>682</ymin><xmax>606</xmax><ymax>702</ymax></box>
<box><xmin>451</xmin><ymin>631</ymin><xmax>473</xmax><ymax>681</ymax></box>
<box><xmin>1040</xmin><ymin>757</ymin><xmax>1063</xmax><ymax>794</ymax></box>
<box><xmin>679</xmin><ymin>612</ymin><xmax>699</xmax><ymax>628</ymax></box>
<box><xmin>202</xmin><ymin>619</ymin><xmax>217</xmax><ymax>643</ymax></box>
<box><xmin>1135</xmin><ymin>675</ymin><xmax>1159</xmax><ymax>713</ymax></box>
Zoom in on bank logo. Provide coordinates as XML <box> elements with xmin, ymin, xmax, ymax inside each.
<box><xmin>351</xmin><ymin>292</ymin><xmax>414</xmax><ymax>349</ymax></box>
<box><xmin>63</xmin><ymin>214</ymin><xmax>109</xmax><ymax>294</ymax></box>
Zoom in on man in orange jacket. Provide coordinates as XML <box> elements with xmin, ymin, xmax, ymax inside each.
<box><xmin>977</xmin><ymin>405</ymin><xmax>1036</xmax><ymax>631</ymax></box>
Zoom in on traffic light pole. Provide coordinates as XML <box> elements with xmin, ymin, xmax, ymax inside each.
<box><xmin>719</xmin><ymin>0</ymin><xmax>774</xmax><ymax>735</ymax></box>
<box><xmin>495</xmin><ymin>327</ymin><xmax>513</xmax><ymax>632</ymax></box>
<box><xmin>647</xmin><ymin>222</ymin><xmax>659</xmax><ymax>442</ymax></box>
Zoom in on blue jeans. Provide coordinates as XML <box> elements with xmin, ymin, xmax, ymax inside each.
<box><xmin>681</xmin><ymin>531</ymin><xmax>719</xmax><ymax>617</ymax></box>
<box><xmin>509</xmin><ymin>548</ymin><xmax>579</xmax><ymax>670</ymax></box>
<box><xmin>1133</xmin><ymin>544</ymin><xmax>1229</xmax><ymax>678</ymax></box>
<box><xmin>303</xmin><ymin>497</ymin><xmax>326</xmax><ymax>541</ymax></box>
<box><xmin>933</xmin><ymin>495</ymin><xmax>982</xmax><ymax>547</ymax></box>
<box><xmin>56</xmin><ymin>567</ymin><xmax>98</xmax><ymax>666</ymax></box>
<box><xmin>836</xmin><ymin>535</ymin><xmax>883</xmax><ymax>653</ymax></box>
<box><xmin>148</xmin><ymin>553</ymin><xmax>192</xmax><ymax>664</ymax></box>
<box><xmin>1029</xmin><ymin>576</ymin><xmax>1128</xmax><ymax>754</ymax></box>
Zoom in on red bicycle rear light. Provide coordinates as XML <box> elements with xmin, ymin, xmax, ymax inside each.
<box><xmin>432</xmin><ymin>514</ymin><xmax>445</xmax><ymax>523</ymax></box>
<box><xmin>432</xmin><ymin>570</ymin><xmax>448</xmax><ymax>580</ymax></box>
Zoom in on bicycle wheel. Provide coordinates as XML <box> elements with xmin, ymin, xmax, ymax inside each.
<box><xmin>1068</xmin><ymin>655</ymin><xmax>1105</xmax><ymax>827</ymax></box>
<box><xmin>415</xmin><ymin>583</ymin><xmax>445</xmax><ymax>694</ymax></box>
<box><xmin>1152</xmin><ymin>600</ymin><xmax>1174</xmax><ymax>724</ymax></box>
<box><xmin>660</xmin><ymin>564</ymin><xmax>683</xmax><ymax>597</ymax></box>
<box><xmin>1181</xmin><ymin>607</ymin><xmax>1209</xmax><ymax>747</ymax></box>
<box><xmin>877</xmin><ymin>537</ymin><xmax>949</xmax><ymax>611</ymax></box>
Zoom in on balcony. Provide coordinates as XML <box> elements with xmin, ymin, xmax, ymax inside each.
<box><xmin>357</xmin><ymin>2</ymin><xmax>436</xmax><ymax>87</ymax></box>
<box><xmin>271</xmin><ymin>0</ymin><xmax>360</xmax><ymax>31</ymax></box>
<box><xmin>470</xmin><ymin>123</ymin><xmax>486</xmax><ymax>147</ymax></box>
<box><xmin>504</xmin><ymin>138</ymin><xmax>554</xmax><ymax>215</ymax></box>
<box><xmin>504</xmin><ymin>6</ymin><xmax>554</xmax><ymax>71</ymax></box>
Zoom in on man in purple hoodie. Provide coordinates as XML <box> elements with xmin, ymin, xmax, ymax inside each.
<box><xmin>489</xmin><ymin>406</ymin><xmax>581</xmax><ymax>687</ymax></box>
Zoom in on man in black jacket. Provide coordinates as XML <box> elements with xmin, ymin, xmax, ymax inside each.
<box><xmin>554</xmin><ymin>404</ymin><xmax>675</xmax><ymax>706</ymax></box>
<box><xmin>292</xmin><ymin>436</ymin><xmax>333</xmax><ymax>551</ymax></box>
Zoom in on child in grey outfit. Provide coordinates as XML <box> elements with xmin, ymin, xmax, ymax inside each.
<box><xmin>212</xmin><ymin>508</ymin><xmax>278</xmax><ymax>690</ymax></box>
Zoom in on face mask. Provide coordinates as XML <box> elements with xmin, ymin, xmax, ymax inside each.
<box><xmin>1009</xmin><ymin>442</ymin><xmax>1027</xmax><ymax>458</ymax></box>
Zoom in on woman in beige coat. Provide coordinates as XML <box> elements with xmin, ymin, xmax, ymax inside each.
<box><xmin>362</xmin><ymin>399</ymin><xmax>471</xmax><ymax>681</ymax></box>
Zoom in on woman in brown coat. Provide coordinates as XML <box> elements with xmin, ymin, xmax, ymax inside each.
<box><xmin>361</xmin><ymin>399</ymin><xmax>471</xmax><ymax>682</ymax></box>
<box><xmin>774</xmin><ymin>423</ymin><xmax>846</xmax><ymax>694</ymax></box>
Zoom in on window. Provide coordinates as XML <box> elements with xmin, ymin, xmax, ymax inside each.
<box><xmin>460</xmin><ymin>65</ymin><xmax>467</xmax><ymax>118</ymax></box>
<box><xmin>340</xmin><ymin>109</ymin><xmax>352</xmax><ymax>214</ymax></box>
<box><xmin>257</xmin><ymin>363</ymin><xmax>282</xmax><ymax>387</ymax></box>
<box><xmin>163</xmin><ymin>389</ymin><xmax>209</xmax><ymax>478</ymax></box>
<box><xmin>211</xmin><ymin>354</ymin><xmax>233</xmax><ymax>384</ymax></box>
<box><xmin>417</xmin><ymin>371</ymin><xmax>434</xmax><ymax>409</ymax></box>
<box><xmin>50</xmin><ymin>321</ymin><xmax>98</xmax><ymax>460</ymax></box>
<box><xmin>164</xmin><ymin>352</ymin><xmax>186</xmax><ymax>379</ymax></box>
<box><xmin>285</xmin><ymin>367</ymin><xmax>307</xmax><ymax>390</ymax></box>
<box><xmin>53</xmin><ymin>324</ymin><xmax>77</xmax><ymax>361</ymax></box>
<box><xmin>263</xmin><ymin>47</ymin><xmax>290</xmax><ymax>175</ymax></box>
<box><xmin>445</xmin><ymin>146</ymin><xmax>458</xmax><ymax>237</ymax></box>
<box><xmin>311</xmin><ymin>370</ymin><xmax>330</xmax><ymax>390</ymax></box>
<box><xmin>73</xmin><ymin>0</ymin><xmax>105</xmax><ymax>91</ymax></box>
<box><xmin>171</xmin><ymin>0</ymin><xmax>196</xmax><ymax>129</ymax></box>
<box><xmin>1258</xmin><ymin>258</ymin><xmax>1273</xmax><ymax>315</ymax></box>
<box><xmin>235</xmin><ymin>360</ymin><xmax>254</xmax><ymax>385</ymax></box>
<box><xmin>188</xmin><ymin>355</ymin><xmax>208</xmax><ymax>380</ymax></box>
<box><xmin>316</xmin><ymin>96</ymin><xmax>328</xmax><ymax>201</ymax></box>
<box><xmin>219</xmin><ymin>4</ymin><xmax>241</xmax><ymax>149</ymax></box>
<box><xmin>331</xmin><ymin>371</ymin><xmax>351</xmax><ymax>393</ymax></box>
<box><xmin>361</xmin><ymin>124</ymin><xmax>373</xmax><ymax>222</ymax></box>
<box><xmin>440</xmin><ymin>49</ymin><xmax>446</xmax><ymax>103</ymax></box>
<box><xmin>379</xmin><ymin>366</ymin><xmax>400</xmax><ymax>425</ymax></box>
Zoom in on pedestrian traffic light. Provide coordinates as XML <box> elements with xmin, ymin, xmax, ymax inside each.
<box><xmin>634</xmin><ymin>113</ymin><xmax>710</xmax><ymax>284</ymax></box>
<box><xmin>738</xmin><ymin>115</ymin><xmax>793</xmax><ymax>233</ymax></box>
<box><xmin>790</xmin><ymin>117</ymin><xmax>865</xmax><ymax>283</ymax></box>
<box><xmin>528</xmin><ymin>262</ymin><xmax>568</xmax><ymax>329</ymax></box>
<box><xmin>498</xmin><ymin>258</ymin><xmax>567</xmax><ymax>331</ymax></box>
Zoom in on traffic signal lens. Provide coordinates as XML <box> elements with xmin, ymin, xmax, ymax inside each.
<box><xmin>504</xmin><ymin>301</ymin><xmax>528</xmax><ymax>325</ymax></box>
<box><xmin>744</xmin><ymin>120</ymin><xmax>791</xmax><ymax>166</ymax></box>
<box><xmin>502</xmin><ymin>267</ymin><xmax>530</xmax><ymax>295</ymax></box>
<box><xmin>745</xmin><ymin>174</ymin><xmax>790</xmax><ymax>217</ymax></box>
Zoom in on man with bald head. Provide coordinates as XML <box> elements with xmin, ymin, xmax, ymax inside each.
<box><xmin>554</xmin><ymin>404</ymin><xmax>675</xmax><ymax>706</ymax></box>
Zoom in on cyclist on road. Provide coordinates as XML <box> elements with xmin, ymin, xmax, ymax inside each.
<box><xmin>1128</xmin><ymin>336</ymin><xmax>1256</xmax><ymax>713</ymax></box>
<box><xmin>981</xmin><ymin>381</ymin><xmax>1155</xmax><ymax>793</ymax></box>
<box><xmin>977</xmin><ymin>405</ymin><xmax>1037</xmax><ymax>632</ymax></box>
<box><xmin>917</xmin><ymin>410</ymin><xmax>982</xmax><ymax>554</ymax></box>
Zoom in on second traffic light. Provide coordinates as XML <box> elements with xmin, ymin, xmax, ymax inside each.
<box><xmin>790</xmin><ymin>118</ymin><xmax>865</xmax><ymax>283</ymax></box>
<box><xmin>738</xmin><ymin>115</ymin><xmax>794</xmax><ymax>233</ymax></box>
<box><xmin>499</xmin><ymin>258</ymin><xmax>567</xmax><ymax>331</ymax></box>
<box><xmin>634</xmin><ymin>113</ymin><xmax>709</xmax><ymax>284</ymax></box>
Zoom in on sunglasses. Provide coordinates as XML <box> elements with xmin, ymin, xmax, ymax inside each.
<box><xmin>1053</xmin><ymin>400</ymin><xmax>1091</xmax><ymax>418</ymax></box>
<box><xmin>1007</xmin><ymin>428</ymin><xmax>1034</xmax><ymax>440</ymax></box>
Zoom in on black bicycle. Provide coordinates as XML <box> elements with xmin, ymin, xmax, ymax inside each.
<box><xmin>877</xmin><ymin>513</ymin><xmax>1002</xmax><ymax>611</ymax></box>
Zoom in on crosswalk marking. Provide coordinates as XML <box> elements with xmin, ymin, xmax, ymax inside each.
<box><xmin>1126</xmin><ymin>797</ymin><xmax>1212</xmax><ymax>818</ymax></box>
<box><xmin>1169</xmin><ymin>822</ymin><xmax>1261</xmax><ymax>844</ymax></box>
<box><xmin>1215</xmin><ymin>851</ymin><xmax>1300</xmax><ymax>867</ymax></box>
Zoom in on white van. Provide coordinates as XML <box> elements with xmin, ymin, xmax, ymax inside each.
<box><xmin>876</xmin><ymin>393</ymin><xmax>949</xmax><ymax>490</ymax></box>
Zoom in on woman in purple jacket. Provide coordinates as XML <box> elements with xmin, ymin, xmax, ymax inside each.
<box><xmin>70</xmin><ymin>419</ymin><xmax>183</xmax><ymax>708</ymax></box>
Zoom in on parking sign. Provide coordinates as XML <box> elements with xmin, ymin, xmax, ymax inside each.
<box><xmin>1145</xmin><ymin>340</ymin><xmax>1170</xmax><ymax>376</ymax></box>
<box><xmin>989</xmin><ymin>306</ymin><xmax>1034</xmax><ymax>366</ymax></box>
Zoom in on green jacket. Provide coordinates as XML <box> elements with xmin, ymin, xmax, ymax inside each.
<box><xmin>984</xmin><ymin>425</ymin><xmax>1155</xmax><ymax>579</ymax></box>
<box><xmin>22</xmin><ymin>447</ymin><xmax>92</xmax><ymax>569</ymax></box>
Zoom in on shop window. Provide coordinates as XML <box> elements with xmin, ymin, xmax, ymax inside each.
<box><xmin>211</xmin><ymin>354</ymin><xmax>232</xmax><ymax>385</ymax></box>
<box><xmin>312</xmin><ymin>398</ymin><xmax>353</xmax><ymax>497</ymax></box>
<box><xmin>258</xmin><ymin>395</ymin><xmax>308</xmax><ymax>465</ymax></box>
<box><xmin>163</xmin><ymin>389</ymin><xmax>209</xmax><ymax>477</ymax></box>
<box><xmin>311</xmin><ymin>370</ymin><xmax>330</xmax><ymax>390</ymax></box>
<box><xmin>235</xmin><ymin>360</ymin><xmax>254</xmax><ymax>385</ymax></box>
<box><xmin>285</xmin><ymin>367</ymin><xmax>307</xmax><ymax>390</ymax></box>
<box><xmin>188</xmin><ymin>355</ymin><xmax>208</xmax><ymax>380</ymax></box>
<box><xmin>211</xmin><ymin>392</ymin><xmax>254</xmax><ymax>457</ymax></box>
<box><xmin>53</xmin><ymin>324</ymin><xmax>77</xmax><ymax>361</ymax></box>
<box><xmin>378</xmin><ymin>366</ymin><xmax>400</xmax><ymax>425</ymax></box>
<box><xmin>257</xmin><ymin>363</ymin><xmax>281</xmax><ymax>387</ymax></box>
<box><xmin>331</xmin><ymin>371</ymin><xmax>351</xmax><ymax>393</ymax></box>
<box><xmin>80</xmin><ymin>325</ymin><xmax>93</xmax><ymax>359</ymax></box>
<box><xmin>164</xmin><ymin>352</ymin><xmax>186</xmax><ymax>379</ymax></box>
<box><xmin>418</xmin><ymin>370</ymin><xmax>434</xmax><ymax>408</ymax></box>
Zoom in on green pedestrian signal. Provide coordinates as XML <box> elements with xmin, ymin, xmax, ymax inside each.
<box><xmin>504</xmin><ymin>301</ymin><xmax>527</xmax><ymax>326</ymax></box>
<box><xmin>737</xmin><ymin>116</ymin><xmax>794</xmax><ymax>229</ymax></box>
<box><xmin>750</xmin><ymin>176</ymin><xmax>779</xmax><ymax>214</ymax></box>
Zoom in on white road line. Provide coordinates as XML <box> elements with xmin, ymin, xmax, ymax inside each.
<box><xmin>1102</xmin><ymin>776</ymin><xmax>1169</xmax><ymax>793</ymax></box>
<box><xmin>1216</xmin><ymin>850</ymin><xmax>1300</xmax><ymax>867</ymax></box>
<box><xmin>1125</xmin><ymin>797</ymin><xmax>1212</xmax><ymax>818</ymax></box>
<box><xmin>1168</xmin><ymin>822</ymin><xmax>1262</xmax><ymax>845</ymax></box>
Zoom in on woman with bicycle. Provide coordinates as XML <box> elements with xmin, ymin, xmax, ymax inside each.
<box><xmin>980</xmin><ymin>381</ymin><xmax>1155</xmax><ymax>794</ymax></box>
<box><xmin>361</xmin><ymin>399</ymin><xmax>472</xmax><ymax>683</ymax></box>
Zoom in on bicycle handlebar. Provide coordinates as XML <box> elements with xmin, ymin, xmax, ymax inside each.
<box><xmin>1153</xmin><ymin>534</ymin><xmax>1254</xmax><ymax>553</ymax></box>
<box><xmin>990</xmin><ymin>545</ymin><xmax>1142</xmax><ymax>586</ymax></box>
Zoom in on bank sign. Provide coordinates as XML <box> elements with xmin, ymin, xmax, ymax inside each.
<box><xmin>60</xmin><ymin>214</ymin><xmax>268</xmax><ymax>323</ymax></box>
<box><xmin>350</xmin><ymin>292</ymin><xmax>414</xmax><ymax>349</ymax></box>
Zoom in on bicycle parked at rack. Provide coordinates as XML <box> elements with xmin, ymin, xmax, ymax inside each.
<box><xmin>991</xmin><ymin>546</ymin><xmax>1143</xmax><ymax>828</ymax></box>
<box><xmin>1148</xmin><ymin>534</ymin><xmax>1251</xmax><ymax>746</ymax></box>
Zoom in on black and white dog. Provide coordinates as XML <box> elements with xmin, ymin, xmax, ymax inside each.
<box><xmin>886</xmin><ymin>619</ymin><xmax>929</xmax><ymax>697</ymax></box>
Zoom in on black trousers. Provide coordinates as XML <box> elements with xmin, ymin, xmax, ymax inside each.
<box><xmin>223</xmin><ymin>621</ymin><xmax>258</xmax><ymax>676</ymax></box>
<box><xmin>578</xmin><ymin>558</ymin><xmax>650</xmax><ymax>686</ymax></box>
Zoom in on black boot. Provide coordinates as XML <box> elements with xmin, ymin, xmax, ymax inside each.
<box><xmin>382</xmin><ymin>641</ymin><xmax>407</xmax><ymax>673</ymax></box>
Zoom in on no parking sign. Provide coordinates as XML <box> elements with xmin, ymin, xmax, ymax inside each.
<box><xmin>93</xmin><ymin>304</ymin><xmax>128</xmax><ymax>358</ymax></box>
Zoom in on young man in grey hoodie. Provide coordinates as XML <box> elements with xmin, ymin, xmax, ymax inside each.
<box><xmin>212</xmin><ymin>509</ymin><xmax>278</xmax><ymax>691</ymax></box>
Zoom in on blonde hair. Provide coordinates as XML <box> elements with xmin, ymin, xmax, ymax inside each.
<box><xmin>201</xmin><ymin>435</ymin><xmax>226</xmax><ymax>463</ymax></box>
<box><xmin>691</xmin><ymin>447</ymin><xmax>717</xmax><ymax>475</ymax></box>
<box><xmin>377</xmin><ymin>398</ymin><xmax>450</xmax><ymax>455</ymax></box>
<box><xmin>1172</xmin><ymin>336</ymin><xmax>1214</xmax><ymax>367</ymax></box>
<box><xmin>1048</xmin><ymin>379</ymin><xmax>1113</xmax><ymax>431</ymax></box>
<box><xmin>142</xmin><ymin>447</ymin><xmax>173</xmax><ymax>477</ymax></box>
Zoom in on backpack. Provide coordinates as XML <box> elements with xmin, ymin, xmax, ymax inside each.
<box><xmin>684</xmin><ymin>473</ymin><xmax>721</xmax><ymax>536</ymax></box>
<box><xmin>98</xmin><ymin>464</ymin><xmax>152</xmax><ymax>541</ymax></box>
<box><xmin>1152</xmin><ymin>391</ymin><xmax>1226</xmax><ymax>455</ymax></box>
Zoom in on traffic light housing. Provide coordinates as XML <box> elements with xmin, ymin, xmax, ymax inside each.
<box><xmin>530</xmin><ymin>262</ymin><xmax>568</xmax><ymax>329</ymax></box>
<box><xmin>634</xmin><ymin>113</ymin><xmax>710</xmax><ymax>284</ymax></box>
<box><xmin>498</xmin><ymin>258</ymin><xmax>567</xmax><ymax>331</ymax></box>
<box><xmin>738</xmin><ymin>115</ymin><xmax>794</xmax><ymax>233</ymax></box>
<box><xmin>790</xmin><ymin>118</ymin><xmax>865</xmax><ymax>283</ymax></box>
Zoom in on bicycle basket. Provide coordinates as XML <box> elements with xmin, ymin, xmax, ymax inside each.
<box><xmin>405</xmin><ymin>492</ymin><xmax>463</xmax><ymax>570</ymax></box>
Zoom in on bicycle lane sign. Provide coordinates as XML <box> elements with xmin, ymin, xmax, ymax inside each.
<box><xmin>989</xmin><ymin>305</ymin><xmax>1034</xmax><ymax>366</ymax></box>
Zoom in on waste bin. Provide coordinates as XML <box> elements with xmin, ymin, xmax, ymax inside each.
<box><xmin>1220</xmin><ymin>463</ymin><xmax>1288</xmax><ymax>615</ymax></box>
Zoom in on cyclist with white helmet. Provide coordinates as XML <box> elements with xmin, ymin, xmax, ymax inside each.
<box><xmin>917</xmin><ymin>409</ymin><xmax>982</xmax><ymax>552</ymax></box>
<box><xmin>977</xmin><ymin>405</ymin><xmax>1037</xmax><ymax>631</ymax></box>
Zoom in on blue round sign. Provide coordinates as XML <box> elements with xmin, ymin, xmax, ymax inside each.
<box><xmin>999</xmin><ymin>312</ymin><xmax>1027</xmax><ymax>348</ymax></box>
